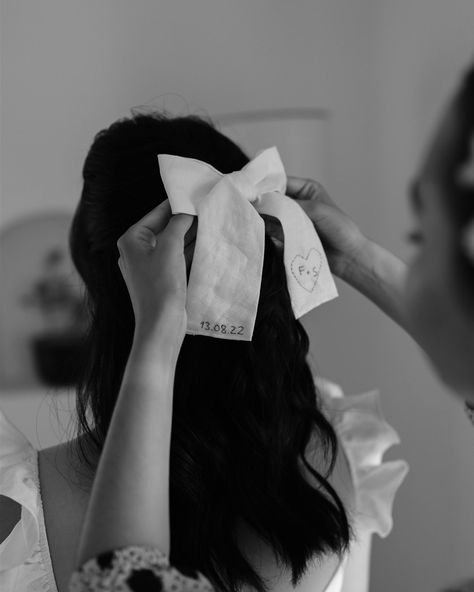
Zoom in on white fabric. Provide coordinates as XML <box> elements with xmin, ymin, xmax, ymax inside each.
<box><xmin>158</xmin><ymin>147</ymin><xmax>338</xmax><ymax>341</ymax></box>
<box><xmin>0</xmin><ymin>380</ymin><xmax>408</xmax><ymax>592</ymax></box>
<box><xmin>0</xmin><ymin>410</ymin><xmax>56</xmax><ymax>591</ymax></box>
<box><xmin>314</xmin><ymin>378</ymin><xmax>410</xmax><ymax>537</ymax></box>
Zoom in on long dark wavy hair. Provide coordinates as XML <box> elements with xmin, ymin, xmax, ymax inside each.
<box><xmin>68</xmin><ymin>112</ymin><xmax>352</xmax><ymax>592</ymax></box>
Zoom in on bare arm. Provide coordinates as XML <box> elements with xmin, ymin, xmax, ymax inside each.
<box><xmin>285</xmin><ymin>177</ymin><xmax>409</xmax><ymax>333</ymax></box>
<box><xmin>340</xmin><ymin>239</ymin><xmax>408</xmax><ymax>332</ymax></box>
<box><xmin>75</xmin><ymin>317</ymin><xmax>181</xmax><ymax>567</ymax></box>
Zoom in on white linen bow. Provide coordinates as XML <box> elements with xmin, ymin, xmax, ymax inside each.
<box><xmin>158</xmin><ymin>147</ymin><xmax>337</xmax><ymax>341</ymax></box>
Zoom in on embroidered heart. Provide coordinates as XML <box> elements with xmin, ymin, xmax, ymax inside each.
<box><xmin>290</xmin><ymin>248</ymin><xmax>323</xmax><ymax>292</ymax></box>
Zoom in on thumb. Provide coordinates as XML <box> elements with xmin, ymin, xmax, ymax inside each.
<box><xmin>164</xmin><ymin>213</ymin><xmax>195</xmax><ymax>240</ymax></box>
<box><xmin>286</xmin><ymin>176</ymin><xmax>311</xmax><ymax>198</ymax></box>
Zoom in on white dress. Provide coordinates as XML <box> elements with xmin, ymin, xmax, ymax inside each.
<box><xmin>0</xmin><ymin>378</ymin><xmax>409</xmax><ymax>592</ymax></box>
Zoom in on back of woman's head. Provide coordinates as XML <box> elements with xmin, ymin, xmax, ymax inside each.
<box><xmin>69</xmin><ymin>112</ymin><xmax>351</xmax><ymax>592</ymax></box>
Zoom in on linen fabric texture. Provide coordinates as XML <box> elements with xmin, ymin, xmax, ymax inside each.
<box><xmin>158</xmin><ymin>147</ymin><xmax>338</xmax><ymax>341</ymax></box>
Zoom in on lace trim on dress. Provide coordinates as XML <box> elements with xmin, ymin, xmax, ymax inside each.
<box><xmin>68</xmin><ymin>546</ymin><xmax>215</xmax><ymax>592</ymax></box>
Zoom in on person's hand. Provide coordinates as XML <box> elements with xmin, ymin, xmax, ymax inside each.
<box><xmin>286</xmin><ymin>176</ymin><xmax>408</xmax><ymax>330</ymax></box>
<box><xmin>116</xmin><ymin>199</ymin><xmax>194</xmax><ymax>341</ymax></box>
<box><xmin>286</xmin><ymin>176</ymin><xmax>369</xmax><ymax>279</ymax></box>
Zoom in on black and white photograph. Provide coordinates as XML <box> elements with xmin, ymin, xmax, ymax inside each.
<box><xmin>1</xmin><ymin>2</ymin><xmax>474</xmax><ymax>591</ymax></box>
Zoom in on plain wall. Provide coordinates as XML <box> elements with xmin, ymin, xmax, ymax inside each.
<box><xmin>1</xmin><ymin>1</ymin><xmax>474</xmax><ymax>590</ymax></box>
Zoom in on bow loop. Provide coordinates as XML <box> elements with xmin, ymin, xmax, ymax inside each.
<box><xmin>226</xmin><ymin>171</ymin><xmax>258</xmax><ymax>203</ymax></box>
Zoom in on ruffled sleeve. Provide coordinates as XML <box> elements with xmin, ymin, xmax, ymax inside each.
<box><xmin>314</xmin><ymin>377</ymin><xmax>409</xmax><ymax>538</ymax></box>
<box><xmin>0</xmin><ymin>406</ymin><xmax>40</xmax><ymax>572</ymax></box>
<box><xmin>68</xmin><ymin>545</ymin><xmax>215</xmax><ymax>592</ymax></box>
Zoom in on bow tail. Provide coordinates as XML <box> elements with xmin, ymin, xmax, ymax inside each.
<box><xmin>185</xmin><ymin>178</ymin><xmax>266</xmax><ymax>341</ymax></box>
<box><xmin>257</xmin><ymin>191</ymin><xmax>338</xmax><ymax>319</ymax></box>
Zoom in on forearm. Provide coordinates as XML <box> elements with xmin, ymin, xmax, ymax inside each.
<box><xmin>75</xmin><ymin>319</ymin><xmax>181</xmax><ymax>567</ymax></box>
<box><xmin>341</xmin><ymin>239</ymin><xmax>409</xmax><ymax>332</ymax></box>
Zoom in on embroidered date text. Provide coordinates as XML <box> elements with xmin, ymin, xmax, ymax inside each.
<box><xmin>200</xmin><ymin>321</ymin><xmax>244</xmax><ymax>335</ymax></box>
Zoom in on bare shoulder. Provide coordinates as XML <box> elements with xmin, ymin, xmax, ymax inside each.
<box><xmin>37</xmin><ymin>441</ymin><xmax>94</xmax><ymax>592</ymax></box>
<box><xmin>331</xmin><ymin>442</ymin><xmax>356</xmax><ymax>508</ymax></box>
<box><xmin>311</xmin><ymin>377</ymin><xmax>356</xmax><ymax>507</ymax></box>
<box><xmin>0</xmin><ymin>493</ymin><xmax>21</xmax><ymax>544</ymax></box>
<box><xmin>38</xmin><ymin>439</ymin><xmax>92</xmax><ymax>500</ymax></box>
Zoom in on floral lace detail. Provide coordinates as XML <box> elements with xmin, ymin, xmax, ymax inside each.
<box><xmin>68</xmin><ymin>546</ymin><xmax>215</xmax><ymax>592</ymax></box>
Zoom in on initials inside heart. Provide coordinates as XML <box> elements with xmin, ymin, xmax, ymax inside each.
<box><xmin>290</xmin><ymin>249</ymin><xmax>323</xmax><ymax>292</ymax></box>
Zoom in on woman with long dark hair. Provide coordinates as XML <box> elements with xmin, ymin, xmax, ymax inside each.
<box><xmin>0</xmin><ymin>114</ymin><xmax>407</xmax><ymax>592</ymax></box>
